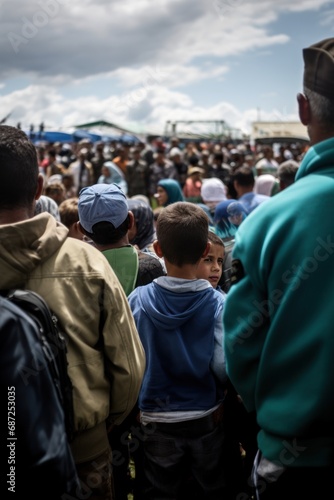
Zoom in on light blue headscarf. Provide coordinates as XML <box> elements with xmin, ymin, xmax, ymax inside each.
<box><xmin>98</xmin><ymin>161</ymin><xmax>128</xmax><ymax>195</ymax></box>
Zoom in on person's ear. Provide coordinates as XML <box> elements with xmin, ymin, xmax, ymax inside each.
<box><xmin>127</xmin><ymin>211</ymin><xmax>135</xmax><ymax>230</ymax></box>
<box><xmin>297</xmin><ymin>92</ymin><xmax>310</xmax><ymax>126</ymax></box>
<box><xmin>35</xmin><ymin>174</ymin><xmax>45</xmax><ymax>200</ymax></box>
<box><xmin>77</xmin><ymin>222</ymin><xmax>86</xmax><ymax>235</ymax></box>
<box><xmin>153</xmin><ymin>239</ymin><xmax>163</xmax><ymax>258</ymax></box>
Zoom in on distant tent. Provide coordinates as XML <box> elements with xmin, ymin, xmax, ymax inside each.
<box><xmin>74</xmin><ymin>120</ymin><xmax>141</xmax><ymax>143</ymax></box>
<box><xmin>74</xmin><ymin>119</ymin><xmax>135</xmax><ymax>135</ymax></box>
<box><xmin>72</xmin><ymin>129</ymin><xmax>102</xmax><ymax>142</ymax></box>
<box><xmin>22</xmin><ymin>119</ymin><xmax>141</xmax><ymax>144</ymax></box>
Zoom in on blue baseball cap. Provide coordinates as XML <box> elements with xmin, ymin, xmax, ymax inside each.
<box><xmin>78</xmin><ymin>183</ymin><xmax>129</xmax><ymax>233</ymax></box>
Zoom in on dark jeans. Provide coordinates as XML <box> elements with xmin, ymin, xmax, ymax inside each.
<box><xmin>108</xmin><ymin>405</ymin><xmax>146</xmax><ymax>500</ymax></box>
<box><xmin>253</xmin><ymin>452</ymin><xmax>334</xmax><ymax>500</ymax></box>
<box><xmin>141</xmin><ymin>409</ymin><xmax>229</xmax><ymax>500</ymax></box>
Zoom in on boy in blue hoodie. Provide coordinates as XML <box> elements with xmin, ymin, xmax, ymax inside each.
<box><xmin>128</xmin><ymin>201</ymin><xmax>228</xmax><ymax>499</ymax></box>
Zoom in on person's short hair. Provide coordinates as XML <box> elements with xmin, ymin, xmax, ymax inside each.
<box><xmin>304</xmin><ymin>87</ymin><xmax>334</xmax><ymax>131</ymax></box>
<box><xmin>277</xmin><ymin>160</ymin><xmax>300</xmax><ymax>187</ymax></box>
<box><xmin>0</xmin><ymin>125</ymin><xmax>39</xmax><ymax>210</ymax></box>
<box><xmin>208</xmin><ymin>230</ymin><xmax>225</xmax><ymax>248</ymax></box>
<box><xmin>188</xmin><ymin>155</ymin><xmax>199</xmax><ymax>166</ymax></box>
<box><xmin>156</xmin><ymin>202</ymin><xmax>209</xmax><ymax>266</ymax></box>
<box><xmin>232</xmin><ymin>166</ymin><xmax>255</xmax><ymax>187</ymax></box>
<box><xmin>153</xmin><ymin>206</ymin><xmax>163</xmax><ymax>222</ymax></box>
<box><xmin>213</xmin><ymin>152</ymin><xmax>224</xmax><ymax>162</ymax></box>
<box><xmin>45</xmin><ymin>182</ymin><xmax>65</xmax><ymax>198</ymax></box>
<box><xmin>58</xmin><ymin>197</ymin><xmax>79</xmax><ymax>229</ymax></box>
<box><xmin>82</xmin><ymin>217</ymin><xmax>130</xmax><ymax>245</ymax></box>
<box><xmin>62</xmin><ymin>173</ymin><xmax>74</xmax><ymax>182</ymax></box>
<box><xmin>48</xmin><ymin>149</ymin><xmax>57</xmax><ymax>158</ymax></box>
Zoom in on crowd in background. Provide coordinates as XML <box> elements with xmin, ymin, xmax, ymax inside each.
<box><xmin>36</xmin><ymin>134</ymin><xmax>306</xmax><ymax>215</ymax></box>
<box><xmin>35</xmin><ymin>133</ymin><xmax>304</xmax><ymax>303</ymax></box>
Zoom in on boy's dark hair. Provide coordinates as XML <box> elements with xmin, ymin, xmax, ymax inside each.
<box><xmin>0</xmin><ymin>125</ymin><xmax>39</xmax><ymax>210</ymax></box>
<box><xmin>58</xmin><ymin>197</ymin><xmax>79</xmax><ymax>229</ymax></box>
<box><xmin>83</xmin><ymin>216</ymin><xmax>130</xmax><ymax>245</ymax></box>
<box><xmin>214</xmin><ymin>152</ymin><xmax>224</xmax><ymax>163</ymax></box>
<box><xmin>208</xmin><ymin>231</ymin><xmax>225</xmax><ymax>248</ymax></box>
<box><xmin>48</xmin><ymin>149</ymin><xmax>57</xmax><ymax>158</ymax></box>
<box><xmin>156</xmin><ymin>202</ymin><xmax>209</xmax><ymax>266</ymax></box>
<box><xmin>188</xmin><ymin>155</ymin><xmax>199</xmax><ymax>166</ymax></box>
<box><xmin>232</xmin><ymin>166</ymin><xmax>255</xmax><ymax>187</ymax></box>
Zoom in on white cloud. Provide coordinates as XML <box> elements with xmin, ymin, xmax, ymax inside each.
<box><xmin>0</xmin><ymin>0</ymin><xmax>327</xmax><ymax>135</ymax></box>
<box><xmin>2</xmin><ymin>0</ymin><xmax>325</xmax><ymax>80</ymax></box>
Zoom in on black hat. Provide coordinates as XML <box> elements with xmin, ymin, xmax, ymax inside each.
<box><xmin>303</xmin><ymin>38</ymin><xmax>334</xmax><ymax>99</ymax></box>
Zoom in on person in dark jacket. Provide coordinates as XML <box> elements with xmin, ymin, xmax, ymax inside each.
<box><xmin>0</xmin><ymin>295</ymin><xmax>78</xmax><ymax>500</ymax></box>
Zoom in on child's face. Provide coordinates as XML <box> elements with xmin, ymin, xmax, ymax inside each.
<box><xmin>197</xmin><ymin>243</ymin><xmax>225</xmax><ymax>288</ymax></box>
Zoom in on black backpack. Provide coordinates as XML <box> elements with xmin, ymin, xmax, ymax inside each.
<box><xmin>4</xmin><ymin>289</ymin><xmax>75</xmax><ymax>442</ymax></box>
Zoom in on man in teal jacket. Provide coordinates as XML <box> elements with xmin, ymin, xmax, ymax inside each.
<box><xmin>223</xmin><ymin>37</ymin><xmax>334</xmax><ymax>499</ymax></box>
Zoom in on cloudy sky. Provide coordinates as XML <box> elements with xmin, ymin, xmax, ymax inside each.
<box><xmin>1</xmin><ymin>0</ymin><xmax>333</xmax><ymax>137</ymax></box>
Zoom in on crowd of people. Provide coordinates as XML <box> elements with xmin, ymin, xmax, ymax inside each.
<box><xmin>34</xmin><ymin>126</ymin><xmax>305</xmax><ymax>246</ymax></box>
<box><xmin>1</xmin><ymin>35</ymin><xmax>334</xmax><ymax>500</ymax></box>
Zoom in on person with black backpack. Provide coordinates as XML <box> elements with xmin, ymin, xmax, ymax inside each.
<box><xmin>0</xmin><ymin>125</ymin><xmax>145</xmax><ymax>500</ymax></box>
<box><xmin>0</xmin><ymin>295</ymin><xmax>78</xmax><ymax>499</ymax></box>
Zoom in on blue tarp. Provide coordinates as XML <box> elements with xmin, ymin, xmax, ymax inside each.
<box><xmin>41</xmin><ymin>131</ymin><xmax>73</xmax><ymax>143</ymax></box>
<box><xmin>24</xmin><ymin>129</ymin><xmax>140</xmax><ymax>144</ymax></box>
<box><xmin>72</xmin><ymin>129</ymin><xmax>102</xmax><ymax>142</ymax></box>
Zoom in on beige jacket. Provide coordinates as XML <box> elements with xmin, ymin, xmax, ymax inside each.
<box><xmin>0</xmin><ymin>213</ymin><xmax>145</xmax><ymax>462</ymax></box>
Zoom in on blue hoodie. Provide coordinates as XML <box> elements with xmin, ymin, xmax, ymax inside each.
<box><xmin>128</xmin><ymin>277</ymin><xmax>226</xmax><ymax>413</ymax></box>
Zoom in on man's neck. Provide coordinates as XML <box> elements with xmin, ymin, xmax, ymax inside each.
<box><xmin>0</xmin><ymin>207</ymin><xmax>35</xmax><ymax>225</ymax></box>
<box><xmin>96</xmin><ymin>236</ymin><xmax>130</xmax><ymax>252</ymax></box>
<box><xmin>308</xmin><ymin>125</ymin><xmax>334</xmax><ymax>146</ymax></box>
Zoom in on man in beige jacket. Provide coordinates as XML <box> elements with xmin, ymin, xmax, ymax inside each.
<box><xmin>0</xmin><ymin>125</ymin><xmax>145</xmax><ymax>500</ymax></box>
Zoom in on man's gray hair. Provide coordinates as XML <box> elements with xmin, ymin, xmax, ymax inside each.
<box><xmin>304</xmin><ymin>87</ymin><xmax>334</xmax><ymax>130</ymax></box>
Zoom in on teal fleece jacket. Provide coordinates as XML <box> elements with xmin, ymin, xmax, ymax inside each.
<box><xmin>223</xmin><ymin>137</ymin><xmax>334</xmax><ymax>467</ymax></box>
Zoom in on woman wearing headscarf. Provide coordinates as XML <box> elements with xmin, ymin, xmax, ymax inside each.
<box><xmin>127</xmin><ymin>198</ymin><xmax>167</xmax><ymax>277</ymax></box>
<box><xmin>213</xmin><ymin>199</ymin><xmax>248</xmax><ymax>240</ymax></box>
<box><xmin>254</xmin><ymin>174</ymin><xmax>280</xmax><ymax>197</ymax></box>
<box><xmin>196</xmin><ymin>177</ymin><xmax>227</xmax><ymax>226</ymax></box>
<box><xmin>154</xmin><ymin>179</ymin><xmax>184</xmax><ymax>207</ymax></box>
<box><xmin>97</xmin><ymin>161</ymin><xmax>128</xmax><ymax>195</ymax></box>
<box><xmin>127</xmin><ymin>199</ymin><xmax>157</xmax><ymax>254</ymax></box>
